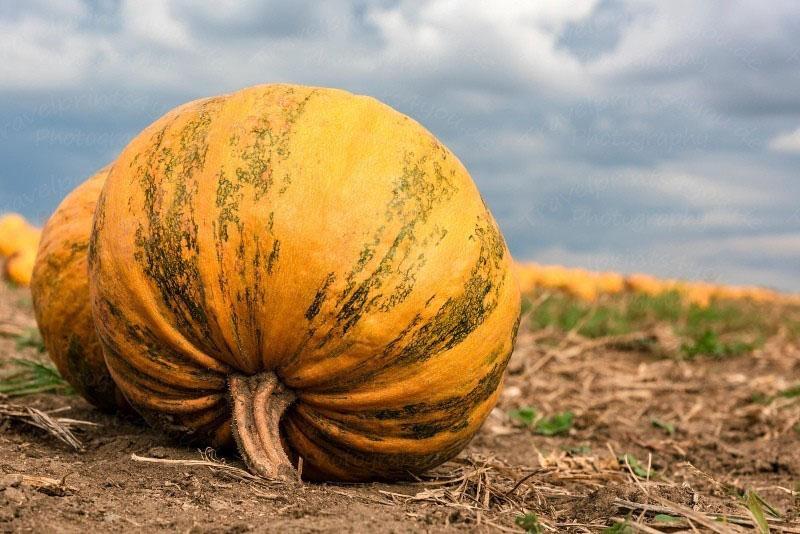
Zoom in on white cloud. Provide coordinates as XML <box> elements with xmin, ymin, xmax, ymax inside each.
<box><xmin>1</xmin><ymin>1</ymin><xmax>799</xmax><ymax>289</ymax></box>
<box><xmin>0</xmin><ymin>15</ymin><xmax>94</xmax><ymax>89</ymax></box>
<box><xmin>642</xmin><ymin>171</ymin><xmax>771</xmax><ymax>208</ymax></box>
<box><xmin>768</xmin><ymin>127</ymin><xmax>800</xmax><ymax>153</ymax></box>
<box><xmin>121</xmin><ymin>0</ymin><xmax>192</xmax><ymax>49</ymax></box>
<box><xmin>707</xmin><ymin>233</ymin><xmax>800</xmax><ymax>258</ymax></box>
<box><xmin>364</xmin><ymin>0</ymin><xmax>597</xmax><ymax>94</ymax></box>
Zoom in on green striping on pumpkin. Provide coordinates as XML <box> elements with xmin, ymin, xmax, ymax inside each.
<box><xmin>89</xmin><ymin>84</ymin><xmax>521</xmax><ymax>482</ymax></box>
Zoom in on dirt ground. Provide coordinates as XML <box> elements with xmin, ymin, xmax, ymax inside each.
<box><xmin>1</xmin><ymin>281</ymin><xmax>799</xmax><ymax>533</ymax></box>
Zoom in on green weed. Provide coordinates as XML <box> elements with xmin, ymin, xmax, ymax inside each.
<box><xmin>515</xmin><ymin>512</ymin><xmax>542</xmax><ymax>533</ymax></box>
<box><xmin>602</xmin><ymin>518</ymin><xmax>633</xmax><ymax>533</ymax></box>
<box><xmin>508</xmin><ymin>407</ymin><xmax>574</xmax><ymax>436</ymax></box>
<box><xmin>508</xmin><ymin>407</ymin><xmax>537</xmax><ymax>427</ymax></box>
<box><xmin>14</xmin><ymin>327</ymin><xmax>46</xmax><ymax>353</ymax></box>
<box><xmin>534</xmin><ymin>412</ymin><xmax>574</xmax><ymax>436</ymax></box>
<box><xmin>651</xmin><ymin>418</ymin><xmax>676</xmax><ymax>436</ymax></box>
<box><xmin>619</xmin><ymin>454</ymin><xmax>651</xmax><ymax>478</ymax></box>
<box><xmin>0</xmin><ymin>358</ymin><xmax>72</xmax><ymax>396</ymax></box>
<box><xmin>682</xmin><ymin>330</ymin><xmax>756</xmax><ymax>360</ymax></box>
<box><xmin>743</xmin><ymin>489</ymin><xmax>779</xmax><ymax>533</ymax></box>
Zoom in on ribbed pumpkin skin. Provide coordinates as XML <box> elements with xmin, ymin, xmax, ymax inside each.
<box><xmin>89</xmin><ymin>84</ymin><xmax>520</xmax><ymax>481</ymax></box>
<box><xmin>31</xmin><ymin>168</ymin><xmax>128</xmax><ymax>413</ymax></box>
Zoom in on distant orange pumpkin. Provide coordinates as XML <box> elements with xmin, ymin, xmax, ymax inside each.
<box><xmin>0</xmin><ymin>213</ymin><xmax>40</xmax><ymax>258</ymax></box>
<box><xmin>4</xmin><ymin>247</ymin><xmax>36</xmax><ymax>286</ymax></box>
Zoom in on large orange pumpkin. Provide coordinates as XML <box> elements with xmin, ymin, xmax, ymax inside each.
<box><xmin>31</xmin><ymin>167</ymin><xmax>129</xmax><ymax>412</ymax></box>
<box><xmin>89</xmin><ymin>84</ymin><xmax>521</xmax><ymax>481</ymax></box>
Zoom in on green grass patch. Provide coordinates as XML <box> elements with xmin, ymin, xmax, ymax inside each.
<box><xmin>508</xmin><ymin>407</ymin><xmax>575</xmax><ymax>436</ymax></box>
<box><xmin>627</xmin><ymin>291</ymin><xmax>684</xmax><ymax>323</ymax></box>
<box><xmin>15</xmin><ymin>295</ymin><xmax>33</xmax><ymax>310</ymax></box>
<box><xmin>529</xmin><ymin>292</ymin><xmax>632</xmax><ymax>339</ymax></box>
<box><xmin>534</xmin><ymin>412</ymin><xmax>574</xmax><ymax>436</ymax></box>
<box><xmin>788</xmin><ymin>320</ymin><xmax>800</xmax><ymax>341</ymax></box>
<box><xmin>651</xmin><ymin>418</ymin><xmax>676</xmax><ymax>436</ymax></box>
<box><xmin>0</xmin><ymin>358</ymin><xmax>73</xmax><ymax>397</ymax></box>
<box><xmin>777</xmin><ymin>384</ymin><xmax>800</xmax><ymax>399</ymax></box>
<box><xmin>520</xmin><ymin>294</ymin><xmax>535</xmax><ymax>317</ymax></box>
<box><xmin>602</xmin><ymin>518</ymin><xmax>633</xmax><ymax>533</ymax></box>
<box><xmin>522</xmin><ymin>287</ymin><xmax>781</xmax><ymax>360</ymax></box>
<box><xmin>619</xmin><ymin>453</ymin><xmax>651</xmax><ymax>478</ymax></box>
<box><xmin>682</xmin><ymin>330</ymin><xmax>756</xmax><ymax>360</ymax></box>
<box><xmin>508</xmin><ymin>406</ymin><xmax>537</xmax><ymax>427</ymax></box>
<box><xmin>685</xmin><ymin>301</ymin><xmax>766</xmax><ymax>336</ymax></box>
<box><xmin>751</xmin><ymin>383</ymin><xmax>800</xmax><ymax>405</ymax></box>
<box><xmin>515</xmin><ymin>512</ymin><xmax>543</xmax><ymax>533</ymax></box>
<box><xmin>15</xmin><ymin>327</ymin><xmax>46</xmax><ymax>353</ymax></box>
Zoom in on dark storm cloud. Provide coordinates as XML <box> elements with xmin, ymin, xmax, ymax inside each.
<box><xmin>556</xmin><ymin>0</ymin><xmax>645</xmax><ymax>62</ymax></box>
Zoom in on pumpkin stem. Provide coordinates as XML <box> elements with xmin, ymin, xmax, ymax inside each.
<box><xmin>229</xmin><ymin>371</ymin><xmax>298</xmax><ymax>482</ymax></box>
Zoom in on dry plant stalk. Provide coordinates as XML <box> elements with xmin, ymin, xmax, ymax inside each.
<box><xmin>0</xmin><ymin>403</ymin><xmax>96</xmax><ymax>450</ymax></box>
<box><xmin>131</xmin><ymin>448</ymin><xmax>283</xmax><ymax>498</ymax></box>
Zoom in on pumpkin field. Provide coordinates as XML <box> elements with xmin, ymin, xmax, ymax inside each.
<box><xmin>3</xmin><ymin>1</ymin><xmax>799</xmax><ymax>531</ymax></box>
<box><xmin>1</xmin><ymin>260</ymin><xmax>798</xmax><ymax>532</ymax></box>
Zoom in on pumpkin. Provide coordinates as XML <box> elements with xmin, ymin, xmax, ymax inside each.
<box><xmin>536</xmin><ymin>264</ymin><xmax>570</xmax><ymax>289</ymax></box>
<box><xmin>0</xmin><ymin>213</ymin><xmax>40</xmax><ymax>258</ymax></box>
<box><xmin>625</xmin><ymin>273</ymin><xmax>664</xmax><ymax>296</ymax></box>
<box><xmin>31</xmin><ymin>167</ymin><xmax>130</xmax><ymax>413</ymax></box>
<box><xmin>561</xmin><ymin>271</ymin><xmax>598</xmax><ymax>302</ymax></box>
<box><xmin>89</xmin><ymin>84</ymin><xmax>521</xmax><ymax>482</ymax></box>
<box><xmin>513</xmin><ymin>262</ymin><xmax>538</xmax><ymax>293</ymax></box>
<box><xmin>712</xmin><ymin>285</ymin><xmax>747</xmax><ymax>301</ymax></box>
<box><xmin>4</xmin><ymin>247</ymin><xmax>37</xmax><ymax>286</ymax></box>
<box><xmin>595</xmin><ymin>272</ymin><xmax>624</xmax><ymax>295</ymax></box>
<box><xmin>744</xmin><ymin>286</ymin><xmax>779</xmax><ymax>303</ymax></box>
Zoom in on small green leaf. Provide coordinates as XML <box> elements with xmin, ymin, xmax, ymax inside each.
<box><xmin>651</xmin><ymin>418</ymin><xmax>676</xmax><ymax>436</ymax></box>
<box><xmin>750</xmin><ymin>392</ymin><xmax>771</xmax><ymax>405</ymax></box>
<box><xmin>508</xmin><ymin>407</ymin><xmax>537</xmax><ymax>428</ymax></box>
<box><xmin>745</xmin><ymin>489</ymin><xmax>781</xmax><ymax>519</ymax></box>
<box><xmin>777</xmin><ymin>384</ymin><xmax>800</xmax><ymax>399</ymax></box>
<box><xmin>751</xmin><ymin>384</ymin><xmax>800</xmax><ymax>406</ymax></box>
<box><xmin>515</xmin><ymin>512</ymin><xmax>542</xmax><ymax>533</ymax></box>
<box><xmin>602</xmin><ymin>518</ymin><xmax>633</xmax><ymax>533</ymax></box>
<box><xmin>653</xmin><ymin>514</ymin><xmax>681</xmax><ymax>523</ymax></box>
<box><xmin>619</xmin><ymin>454</ymin><xmax>650</xmax><ymax>478</ymax></box>
<box><xmin>534</xmin><ymin>411</ymin><xmax>574</xmax><ymax>436</ymax></box>
<box><xmin>744</xmin><ymin>490</ymin><xmax>770</xmax><ymax>534</ymax></box>
<box><xmin>562</xmin><ymin>444</ymin><xmax>591</xmax><ymax>455</ymax></box>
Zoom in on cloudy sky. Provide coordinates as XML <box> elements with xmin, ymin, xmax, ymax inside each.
<box><xmin>1</xmin><ymin>0</ymin><xmax>799</xmax><ymax>290</ymax></box>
